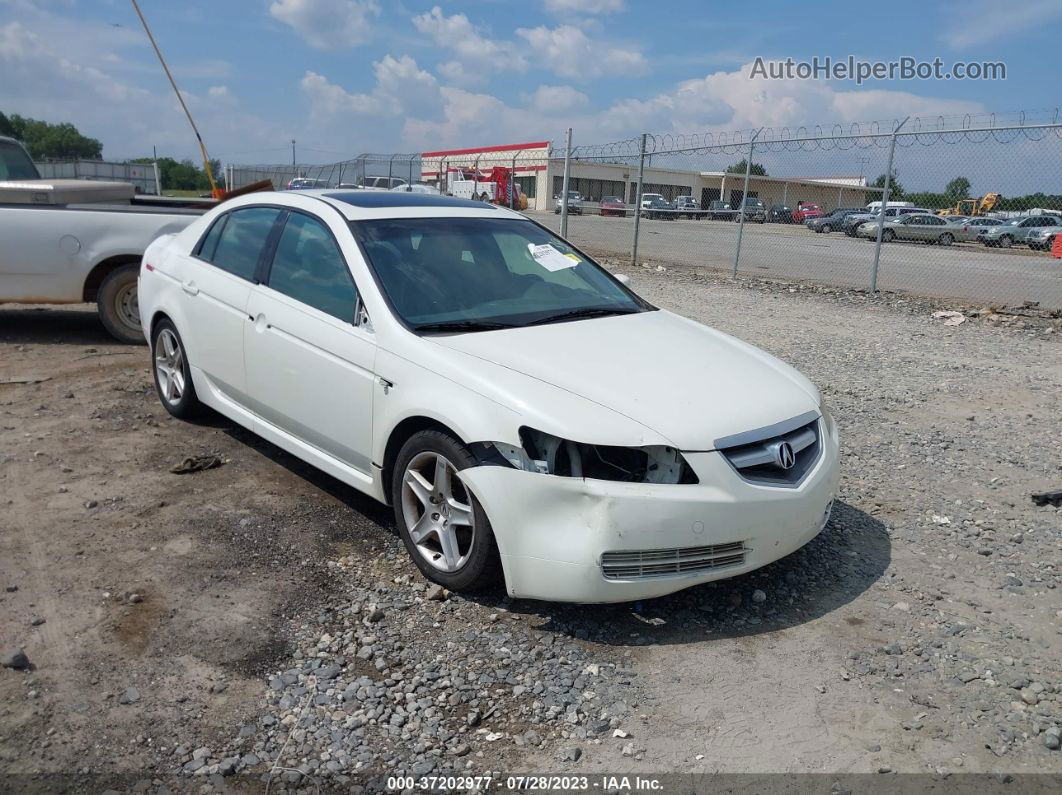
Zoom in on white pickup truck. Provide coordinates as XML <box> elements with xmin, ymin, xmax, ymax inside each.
<box><xmin>0</xmin><ymin>136</ymin><xmax>209</xmax><ymax>342</ymax></box>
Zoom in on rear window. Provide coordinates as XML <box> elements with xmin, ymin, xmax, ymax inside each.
<box><xmin>207</xmin><ymin>206</ymin><xmax>282</xmax><ymax>280</ymax></box>
<box><xmin>0</xmin><ymin>140</ymin><xmax>40</xmax><ymax>180</ymax></box>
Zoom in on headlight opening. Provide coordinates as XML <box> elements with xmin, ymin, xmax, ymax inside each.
<box><xmin>513</xmin><ymin>428</ymin><xmax>698</xmax><ymax>484</ymax></box>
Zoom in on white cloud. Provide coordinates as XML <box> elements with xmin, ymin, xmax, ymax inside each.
<box><xmin>942</xmin><ymin>0</ymin><xmax>1062</xmax><ymax>48</ymax></box>
<box><xmin>0</xmin><ymin>19</ymin><xmax>283</xmax><ymax>160</ymax></box>
<box><xmin>269</xmin><ymin>0</ymin><xmax>379</xmax><ymax>50</ymax></box>
<box><xmin>412</xmin><ymin>5</ymin><xmax>525</xmax><ymax>77</ymax></box>
<box><xmin>516</xmin><ymin>24</ymin><xmax>647</xmax><ymax>79</ymax></box>
<box><xmin>544</xmin><ymin>0</ymin><xmax>624</xmax><ymax>14</ymax></box>
<box><xmin>301</xmin><ymin>55</ymin><xmax>443</xmax><ymax>119</ymax></box>
<box><xmin>526</xmin><ymin>84</ymin><xmax>589</xmax><ymax>112</ymax></box>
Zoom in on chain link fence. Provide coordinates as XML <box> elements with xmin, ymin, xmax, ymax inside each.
<box><xmin>226</xmin><ymin>154</ymin><xmax>421</xmax><ymax>192</ymax></box>
<box><xmin>223</xmin><ymin>112</ymin><xmax>1062</xmax><ymax>309</ymax></box>
<box><xmin>540</xmin><ymin>119</ymin><xmax>1062</xmax><ymax>310</ymax></box>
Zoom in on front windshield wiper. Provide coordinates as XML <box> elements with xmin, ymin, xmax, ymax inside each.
<box><xmin>413</xmin><ymin>320</ymin><xmax>515</xmax><ymax>333</ymax></box>
<box><xmin>524</xmin><ymin>306</ymin><xmax>641</xmax><ymax>327</ymax></box>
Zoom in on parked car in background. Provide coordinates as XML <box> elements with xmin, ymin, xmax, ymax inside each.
<box><xmin>639</xmin><ymin>192</ymin><xmax>665</xmax><ymax>209</ymax></box>
<box><xmin>807</xmin><ymin>208</ymin><xmax>867</xmax><ymax>234</ymax></box>
<box><xmin>949</xmin><ymin>217</ymin><xmax>1003</xmax><ymax>242</ymax></box>
<box><xmin>856</xmin><ymin>213</ymin><xmax>960</xmax><ymax>245</ymax></box>
<box><xmin>842</xmin><ymin>206</ymin><xmax>934</xmax><ymax>236</ymax></box>
<box><xmin>0</xmin><ymin>135</ymin><xmax>208</xmax><ymax>343</ymax></box>
<box><xmin>599</xmin><ymin>196</ymin><xmax>627</xmax><ymax>217</ymax></box>
<box><xmin>138</xmin><ymin>188</ymin><xmax>839</xmax><ymax>602</ymax></box>
<box><xmin>287</xmin><ymin>177</ymin><xmax>327</xmax><ymax>190</ymax></box>
<box><xmin>792</xmin><ymin>202</ymin><xmax>823</xmax><ymax>223</ymax></box>
<box><xmin>734</xmin><ymin>198</ymin><xmax>766</xmax><ymax>223</ymax></box>
<box><xmin>675</xmin><ymin>196</ymin><xmax>701</xmax><ymax>218</ymax></box>
<box><xmin>705</xmin><ymin>200</ymin><xmax>736</xmax><ymax>220</ymax></box>
<box><xmin>977</xmin><ymin>215</ymin><xmax>1062</xmax><ymax>248</ymax></box>
<box><xmin>554</xmin><ymin>190</ymin><xmax>584</xmax><ymax>214</ymax></box>
<box><xmin>642</xmin><ymin>196</ymin><xmax>677</xmax><ymax>220</ymax></box>
<box><xmin>768</xmin><ymin>204</ymin><xmax>793</xmax><ymax>223</ymax></box>
<box><xmin>1026</xmin><ymin>223</ymin><xmax>1062</xmax><ymax>251</ymax></box>
<box><xmin>360</xmin><ymin>176</ymin><xmax>408</xmax><ymax>191</ymax></box>
<box><xmin>391</xmin><ymin>182</ymin><xmax>441</xmax><ymax>194</ymax></box>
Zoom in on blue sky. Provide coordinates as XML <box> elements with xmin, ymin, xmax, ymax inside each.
<box><xmin>2</xmin><ymin>0</ymin><xmax>1060</xmax><ymax>181</ymax></box>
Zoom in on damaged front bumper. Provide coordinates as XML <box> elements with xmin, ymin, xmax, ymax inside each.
<box><xmin>460</xmin><ymin>422</ymin><xmax>840</xmax><ymax>603</ymax></box>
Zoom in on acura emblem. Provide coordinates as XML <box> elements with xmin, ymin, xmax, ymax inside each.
<box><xmin>773</xmin><ymin>441</ymin><xmax>796</xmax><ymax>470</ymax></box>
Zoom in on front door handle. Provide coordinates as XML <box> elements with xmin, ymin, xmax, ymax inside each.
<box><xmin>181</xmin><ymin>281</ymin><xmax>199</xmax><ymax>296</ymax></box>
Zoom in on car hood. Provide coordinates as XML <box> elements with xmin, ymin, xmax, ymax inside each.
<box><xmin>427</xmin><ymin>309</ymin><xmax>821</xmax><ymax>449</ymax></box>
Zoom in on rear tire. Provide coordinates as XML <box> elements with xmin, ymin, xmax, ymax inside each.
<box><xmin>821</xmin><ymin>224</ymin><xmax>832</xmax><ymax>234</ymax></box>
<box><xmin>151</xmin><ymin>319</ymin><xmax>203</xmax><ymax>419</ymax></box>
<box><xmin>882</xmin><ymin>229</ymin><xmax>895</xmax><ymax>242</ymax></box>
<box><xmin>391</xmin><ymin>430</ymin><xmax>502</xmax><ymax>593</ymax></box>
<box><xmin>999</xmin><ymin>235</ymin><xmax>1013</xmax><ymax>248</ymax></box>
<box><xmin>97</xmin><ymin>264</ymin><xmax>144</xmax><ymax>344</ymax></box>
<box><xmin>938</xmin><ymin>232</ymin><xmax>954</xmax><ymax>246</ymax></box>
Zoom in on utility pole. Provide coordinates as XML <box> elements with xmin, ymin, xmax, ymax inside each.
<box><xmin>856</xmin><ymin>156</ymin><xmax>870</xmax><ymax>181</ymax></box>
<box><xmin>291</xmin><ymin>139</ymin><xmax>296</xmax><ymax>167</ymax></box>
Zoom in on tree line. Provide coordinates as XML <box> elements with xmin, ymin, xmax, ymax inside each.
<box><xmin>1</xmin><ymin>111</ymin><xmax>218</xmax><ymax>191</ymax></box>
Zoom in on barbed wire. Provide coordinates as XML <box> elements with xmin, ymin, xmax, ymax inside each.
<box><xmin>557</xmin><ymin>108</ymin><xmax>1062</xmax><ymax>162</ymax></box>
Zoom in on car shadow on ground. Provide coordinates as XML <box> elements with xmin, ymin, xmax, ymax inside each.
<box><xmin>495</xmin><ymin>500</ymin><xmax>891</xmax><ymax>647</ymax></box>
<box><xmin>200</xmin><ymin>413</ymin><xmax>888</xmax><ymax>648</ymax></box>
<box><xmin>0</xmin><ymin>305</ymin><xmax>118</xmax><ymax>346</ymax></box>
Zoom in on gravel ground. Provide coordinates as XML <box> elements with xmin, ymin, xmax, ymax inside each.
<box><xmin>1</xmin><ymin>266</ymin><xmax>1060</xmax><ymax>792</ymax></box>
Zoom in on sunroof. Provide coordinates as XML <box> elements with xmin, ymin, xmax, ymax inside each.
<box><xmin>322</xmin><ymin>191</ymin><xmax>497</xmax><ymax>210</ymax></box>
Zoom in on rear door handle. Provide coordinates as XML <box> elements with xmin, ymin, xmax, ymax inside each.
<box><xmin>182</xmin><ymin>281</ymin><xmax>199</xmax><ymax>296</ymax></box>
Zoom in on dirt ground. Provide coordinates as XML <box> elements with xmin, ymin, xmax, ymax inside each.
<box><xmin>0</xmin><ymin>268</ymin><xmax>1059</xmax><ymax>792</ymax></box>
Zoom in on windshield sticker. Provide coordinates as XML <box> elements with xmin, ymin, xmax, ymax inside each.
<box><xmin>528</xmin><ymin>243</ymin><xmax>579</xmax><ymax>272</ymax></box>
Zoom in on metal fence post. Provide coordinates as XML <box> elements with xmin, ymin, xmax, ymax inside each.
<box><xmin>560</xmin><ymin>127</ymin><xmax>573</xmax><ymax>238</ymax></box>
<box><xmin>870</xmin><ymin>116</ymin><xmax>909</xmax><ymax>293</ymax></box>
<box><xmin>153</xmin><ymin>160</ymin><xmax>161</xmax><ymax>195</ymax></box>
<box><xmin>408</xmin><ymin>154</ymin><xmax>414</xmax><ymax>187</ymax></box>
<box><xmin>733</xmin><ymin>127</ymin><xmax>764</xmax><ymax>277</ymax></box>
<box><xmin>388</xmin><ymin>154</ymin><xmax>394</xmax><ymax>185</ymax></box>
<box><xmin>631</xmin><ymin>133</ymin><xmax>648</xmax><ymax>267</ymax></box>
<box><xmin>510</xmin><ymin>153</ymin><xmax>517</xmax><ymax>208</ymax></box>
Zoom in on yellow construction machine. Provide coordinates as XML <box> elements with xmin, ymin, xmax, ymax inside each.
<box><xmin>938</xmin><ymin>192</ymin><xmax>1001</xmax><ymax>217</ymax></box>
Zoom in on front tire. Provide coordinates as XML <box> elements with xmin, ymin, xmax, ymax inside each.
<box><xmin>938</xmin><ymin>232</ymin><xmax>954</xmax><ymax>246</ymax></box>
<box><xmin>151</xmin><ymin>319</ymin><xmax>202</xmax><ymax>419</ymax></box>
<box><xmin>882</xmin><ymin>229</ymin><xmax>895</xmax><ymax>242</ymax></box>
<box><xmin>820</xmin><ymin>224</ymin><xmax>832</xmax><ymax>234</ymax></box>
<box><xmin>392</xmin><ymin>431</ymin><xmax>502</xmax><ymax>593</ymax></box>
<box><xmin>97</xmin><ymin>264</ymin><xmax>144</xmax><ymax>344</ymax></box>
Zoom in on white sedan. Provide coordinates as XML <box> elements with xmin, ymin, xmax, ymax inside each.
<box><xmin>138</xmin><ymin>190</ymin><xmax>839</xmax><ymax>603</ymax></box>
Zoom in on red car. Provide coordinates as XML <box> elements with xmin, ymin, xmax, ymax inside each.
<box><xmin>791</xmin><ymin>202</ymin><xmax>823</xmax><ymax>223</ymax></box>
<box><xmin>599</xmin><ymin>196</ymin><xmax>628</xmax><ymax>217</ymax></box>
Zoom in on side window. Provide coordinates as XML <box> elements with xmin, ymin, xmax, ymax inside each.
<box><xmin>267</xmin><ymin>212</ymin><xmax>358</xmax><ymax>322</ymax></box>
<box><xmin>196</xmin><ymin>214</ymin><xmax>227</xmax><ymax>261</ymax></box>
<box><xmin>211</xmin><ymin>207</ymin><xmax>282</xmax><ymax>280</ymax></box>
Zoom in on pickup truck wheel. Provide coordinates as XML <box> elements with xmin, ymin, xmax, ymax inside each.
<box><xmin>97</xmin><ymin>264</ymin><xmax>144</xmax><ymax>344</ymax></box>
<box><xmin>393</xmin><ymin>430</ymin><xmax>501</xmax><ymax>593</ymax></box>
<box><xmin>151</xmin><ymin>320</ymin><xmax>202</xmax><ymax>419</ymax></box>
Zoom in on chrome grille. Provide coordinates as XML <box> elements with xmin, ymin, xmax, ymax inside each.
<box><xmin>601</xmin><ymin>541</ymin><xmax>746</xmax><ymax>580</ymax></box>
<box><xmin>716</xmin><ymin>412</ymin><xmax>822</xmax><ymax>487</ymax></box>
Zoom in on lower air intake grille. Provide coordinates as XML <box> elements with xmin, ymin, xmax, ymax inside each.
<box><xmin>601</xmin><ymin>541</ymin><xmax>746</xmax><ymax>580</ymax></box>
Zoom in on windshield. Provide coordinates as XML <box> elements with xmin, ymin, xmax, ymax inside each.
<box><xmin>354</xmin><ymin>217</ymin><xmax>650</xmax><ymax>331</ymax></box>
<box><xmin>0</xmin><ymin>140</ymin><xmax>41</xmax><ymax>180</ymax></box>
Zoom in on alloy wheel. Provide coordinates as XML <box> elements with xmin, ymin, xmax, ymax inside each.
<box><xmin>401</xmin><ymin>451</ymin><xmax>476</xmax><ymax>573</ymax></box>
<box><xmin>154</xmin><ymin>328</ymin><xmax>185</xmax><ymax>406</ymax></box>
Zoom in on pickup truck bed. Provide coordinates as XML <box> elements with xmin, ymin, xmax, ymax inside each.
<box><xmin>1</xmin><ymin>178</ymin><xmax>209</xmax><ymax>342</ymax></box>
